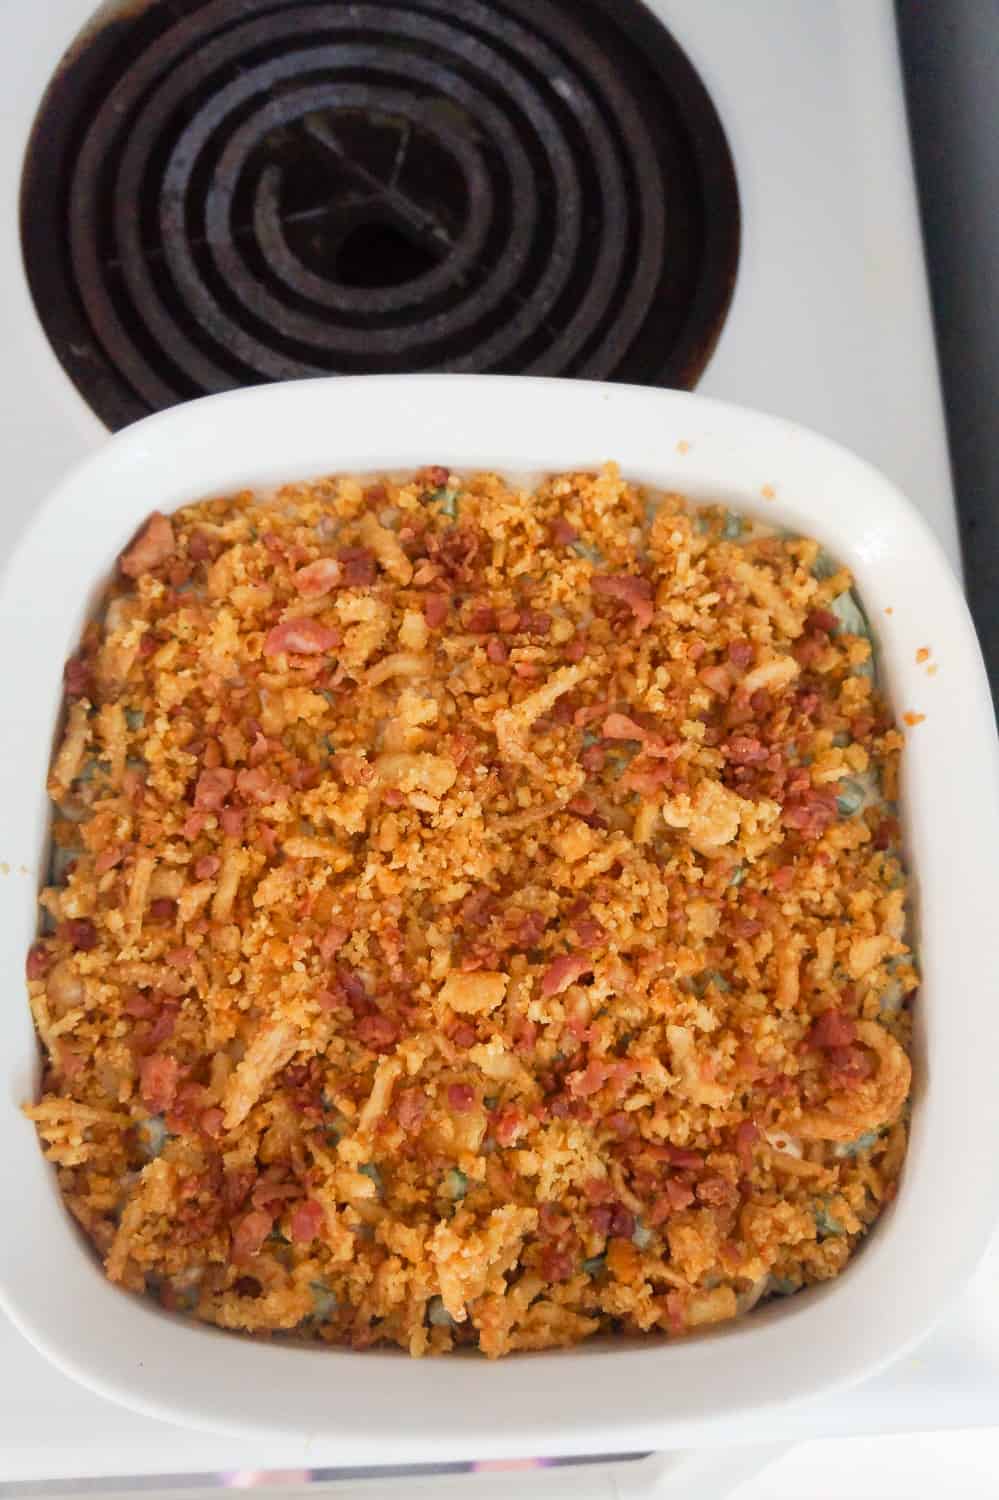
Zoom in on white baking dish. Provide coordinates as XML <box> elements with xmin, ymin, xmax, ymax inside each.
<box><xmin>1</xmin><ymin>375</ymin><xmax>996</xmax><ymax>1458</ymax></box>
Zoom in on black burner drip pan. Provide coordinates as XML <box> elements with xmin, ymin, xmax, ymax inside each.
<box><xmin>21</xmin><ymin>0</ymin><xmax>740</xmax><ymax>429</ymax></box>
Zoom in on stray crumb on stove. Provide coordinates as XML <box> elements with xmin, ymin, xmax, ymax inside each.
<box><xmin>915</xmin><ymin>647</ymin><xmax>931</xmax><ymax>664</ymax></box>
<box><xmin>676</xmin><ymin>440</ymin><xmax>691</xmax><ymax>454</ymax></box>
<box><xmin>884</xmin><ymin>606</ymin><xmax>894</xmax><ymax>615</ymax></box>
<box><xmin>761</xmin><ymin>483</ymin><xmax>776</xmax><ymax>500</ymax></box>
<box><xmin>903</xmin><ymin>711</ymin><xmax>926</xmax><ymax>727</ymax></box>
<box><xmin>927</xmin><ymin>664</ymin><xmax>938</xmax><ymax>677</ymax></box>
<box><xmin>0</xmin><ymin>861</ymin><xmax>9</xmax><ymax>876</ymax></box>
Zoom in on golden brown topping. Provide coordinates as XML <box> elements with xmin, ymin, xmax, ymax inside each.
<box><xmin>25</xmin><ymin>465</ymin><xmax>913</xmax><ymax>1357</ymax></box>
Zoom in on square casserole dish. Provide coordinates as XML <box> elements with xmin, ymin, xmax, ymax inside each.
<box><xmin>1</xmin><ymin>375</ymin><xmax>997</xmax><ymax>1458</ymax></box>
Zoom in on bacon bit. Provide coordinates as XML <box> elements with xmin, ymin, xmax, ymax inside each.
<box><xmin>698</xmin><ymin>665</ymin><xmax>731</xmax><ymax>698</ymax></box>
<box><xmin>455</xmin><ymin>890</ymin><xmax>491</xmax><ymax>935</ymax></box>
<box><xmin>564</xmin><ymin>636</ymin><xmax>587</xmax><ymax>663</ymax></box>
<box><xmin>199</xmin><ymin>1107</ymin><xmax>225</xmax><ymax>1139</ymax></box>
<box><xmin>873</xmin><ymin>816</ymin><xmax>900</xmax><ymax>851</ymax></box>
<box><xmin>121</xmin><ymin>512</ymin><xmax>175</xmax><ymax>578</ymax></box>
<box><xmin>486</xmin><ymin>638</ymin><xmax>509</xmax><ymax>664</ymax></box>
<box><xmin>697</xmin><ymin>1175</ymin><xmax>738</xmax><ymax>1208</ymax></box>
<box><xmin>149</xmin><ymin>898</ymin><xmax>177</xmax><ymax>921</ymax></box>
<box><xmin>123</xmin><ymin>766</ymin><xmax>147</xmax><ymax>806</ymax></box>
<box><xmin>337</xmin><ymin>966</ymin><xmax>368</xmax><ymax>1011</ymax></box>
<box><xmin>601</xmin><ymin>712</ymin><xmax>648</xmax><ymax>741</ymax></box>
<box><xmin>95</xmin><ymin>846</ymin><xmax>125</xmax><ymax>875</ymax></box>
<box><xmin>231</xmin><ymin>1209</ymin><xmax>273</xmax><ymax>1264</ymax></box>
<box><xmin>606</xmin><ymin>1111</ymin><xmax>637</xmax><ymax>1140</ymax></box>
<box><xmin>806</xmin><ymin>608</ymin><xmax>839</xmax><ymax>634</ymax></box>
<box><xmin>419</xmin><ymin>465</ymin><xmax>449</xmax><ymax>488</ymax></box>
<box><xmin>539</xmin><ymin>1245</ymin><xmax>575</xmax><ymax>1282</ymax></box>
<box><xmin>317</xmin><ymin>924</ymin><xmax>348</xmax><ymax>962</ymax></box>
<box><xmin>338</xmin><ymin>547</ymin><xmax>377</xmax><ymax>588</ymax></box>
<box><xmin>827</xmin><ymin>1045</ymin><xmax>875</xmax><ymax>1087</ymax></box>
<box><xmin>193</xmin><ymin>767</ymin><xmax>235</xmax><ymax>811</ymax></box>
<box><xmin>607</xmin><ymin>1205</ymin><xmax>634</xmax><ymax>1239</ymax></box>
<box><xmin>263</xmin><ymin>617</ymin><xmax>339</xmax><ymax>656</ymax></box>
<box><xmin>566</xmin><ymin>1059</ymin><xmax>615</xmax><ymax>1098</ymax></box>
<box><xmin>551</xmin><ymin>518</ymin><xmax>578</xmax><ymax>545</ymax></box>
<box><xmin>182</xmin><ymin>810</ymin><xmax>209</xmax><ymax>841</ymax></box>
<box><xmin>648</xmin><ymin>1196</ymin><xmax>672</xmax><ymax>1227</ymax></box>
<box><xmin>244</xmin><ymin>731</ymin><xmax>268</xmax><ymax>767</ymax></box>
<box><xmin>809</xmin><ymin>1010</ymin><xmax>857</xmax><ymax>1049</ymax></box>
<box><xmin>725</xmin><ymin>735</ymin><xmax>769</xmax><ymax>765</ymax></box>
<box><xmin>728</xmin><ymin>639</ymin><xmax>755</xmax><ymax>669</ymax></box>
<box><xmin>663</xmin><ymin>1144</ymin><xmax>704</xmax><ymax>1169</ymax></box>
<box><xmin>771</xmin><ymin>864</ymin><xmax>794</xmax><ymax>892</ymax></box>
<box><xmin>396</xmin><ymin>1088</ymin><xmax>428</xmax><ymax>1132</ymax></box>
<box><xmin>573</xmin><ymin>918</ymin><xmax>606</xmax><ymax>949</ymax></box>
<box><xmin>58</xmin><ymin>919</ymin><xmax>97</xmax><ymax>951</ymax></box>
<box><xmin>541</xmin><ymin>954</ymin><xmax>593</xmax><ymax>997</ymax></box>
<box><xmin>220</xmin><ymin>1170</ymin><xmax>255</xmax><ymax>1217</ymax></box>
<box><xmin>26</xmin><ymin>943</ymin><xmax>51</xmax><ymax>980</ymax></box>
<box><xmin>665</xmin><ymin>1291</ymin><xmax>687</xmax><ymax>1334</ymax></box>
<box><xmin>357</xmin><ymin>1013</ymin><xmax>399</xmax><ymax>1050</ymax></box>
<box><xmin>57</xmin><ymin>1044</ymin><xmax>86</xmax><ymax>1079</ymax></box>
<box><xmin>522</xmin><ymin>610</ymin><xmax>551</xmax><ymax>637</ymax></box>
<box><xmin>193</xmin><ymin>855</ymin><xmax>220</xmax><ymax>880</ymax></box>
<box><xmin>667</xmin><ymin>1179</ymin><xmax>697</xmax><ymax>1214</ymax></box>
<box><xmin>165</xmin><ymin>946</ymin><xmax>195</xmax><ymax>969</ymax></box>
<box><xmin>187</xmin><ymin>530</ymin><xmax>214</xmax><ymax>562</ymax></box>
<box><xmin>423</xmin><ymin>593</ymin><xmax>449</xmax><ymax>628</ymax></box>
<box><xmin>139</xmin><ymin>632</ymin><xmax>159</xmax><ymax>658</ymax></box>
<box><xmin>465</xmin><ymin>603</ymin><xmax>497</xmax><ymax>634</ymax></box>
<box><xmin>252</xmin><ymin>1179</ymin><xmax>302</xmax><ymax>1210</ymax></box>
<box><xmin>166</xmin><ymin>1080</ymin><xmax>211</xmax><ymax>1131</ymax></box>
<box><xmin>589</xmin><ymin>1204</ymin><xmax>613</xmax><ymax>1235</ymax></box>
<box><xmin>584</xmin><ymin>1177</ymin><xmax>614</xmax><ymax>1204</ymax></box>
<box><xmin>447</xmin><ymin>1083</ymin><xmax>476</xmax><ymax>1113</ymax></box>
<box><xmin>122</xmin><ymin>989</ymin><xmax>156</xmax><ymax>1019</ymax></box>
<box><xmin>760</xmin><ymin>1070</ymin><xmax>795</xmax><ymax>1097</ymax></box>
<box><xmin>513</xmin><ymin>662</ymin><xmax>541</xmax><ymax>680</ymax></box>
<box><xmin>579</xmin><ymin>744</ymin><xmax>606</xmax><ymax>774</ymax></box>
<box><xmin>493</xmin><ymin>1106</ymin><xmax>525</xmax><ymax>1147</ymax></box>
<box><xmin>512</xmin><ymin>1018</ymin><xmax>538</xmax><ymax>1054</ymax></box>
<box><xmin>220</xmin><ymin>807</ymin><xmax>245</xmax><ymax>839</ymax></box>
<box><xmin>295</xmin><ymin>557</ymin><xmax>342</xmax><ymax>596</ymax></box>
<box><xmin>735</xmin><ymin>1121</ymin><xmax>759</xmax><ymax>1169</ymax></box>
<box><xmin>783</xmin><ymin>787</ymin><xmax>838</xmax><ymax>838</ymax></box>
<box><xmin>291</xmin><ymin>760</ymin><xmax>320</xmax><ymax>791</ymax></box>
<box><xmin>290</xmin><ymin>1199</ymin><xmax>324</xmax><ymax>1244</ymax></box>
<box><xmin>539</xmin><ymin>1201</ymin><xmax>572</xmax><ymax>1236</ymax></box>
<box><xmin>591</xmin><ymin>573</ymin><xmax>655</xmax><ymax>629</ymax></box>
<box><xmin>63</xmin><ymin>653</ymin><xmax>94</xmax><ymax>699</ymax></box>
<box><xmin>140</xmin><ymin>1052</ymin><xmax>179</xmax><ymax>1112</ymax></box>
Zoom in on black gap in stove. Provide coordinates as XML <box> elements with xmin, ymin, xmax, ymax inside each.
<box><xmin>21</xmin><ymin>0</ymin><xmax>740</xmax><ymax>430</ymax></box>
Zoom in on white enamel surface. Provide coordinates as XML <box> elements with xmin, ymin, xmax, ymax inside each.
<box><xmin>0</xmin><ymin>375</ymin><xmax>995</xmax><ymax>1459</ymax></box>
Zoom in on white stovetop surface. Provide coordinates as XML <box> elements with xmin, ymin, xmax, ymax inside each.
<box><xmin>0</xmin><ymin>0</ymin><xmax>987</xmax><ymax>1486</ymax></box>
